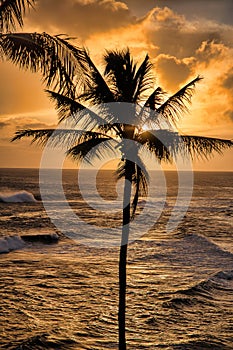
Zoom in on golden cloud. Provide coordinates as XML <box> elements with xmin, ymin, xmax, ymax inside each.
<box><xmin>24</xmin><ymin>0</ymin><xmax>134</xmax><ymax>39</ymax></box>
<box><xmin>155</xmin><ymin>54</ymin><xmax>192</xmax><ymax>91</ymax></box>
<box><xmin>140</xmin><ymin>7</ymin><xmax>233</xmax><ymax>58</ymax></box>
<box><xmin>221</xmin><ymin>67</ymin><xmax>233</xmax><ymax>122</ymax></box>
<box><xmin>222</xmin><ymin>67</ymin><xmax>233</xmax><ymax>91</ymax></box>
<box><xmin>0</xmin><ymin>116</ymin><xmax>55</xmax><ymax>143</ymax></box>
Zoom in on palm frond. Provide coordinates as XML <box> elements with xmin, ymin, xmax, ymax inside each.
<box><xmin>12</xmin><ymin>127</ymin><xmax>112</xmax><ymax>150</ymax></box>
<box><xmin>0</xmin><ymin>0</ymin><xmax>35</xmax><ymax>32</ymax></box>
<box><xmin>46</xmin><ymin>90</ymin><xmax>124</xmax><ymax>135</ymax></box>
<box><xmin>132</xmin><ymin>54</ymin><xmax>154</xmax><ymax>103</ymax></box>
<box><xmin>38</xmin><ymin>39</ymin><xmax>99</xmax><ymax>96</ymax></box>
<box><xmin>143</xmin><ymin>87</ymin><xmax>165</xmax><ymax>110</ymax></box>
<box><xmin>0</xmin><ymin>33</ymin><xmax>87</xmax><ymax>96</ymax></box>
<box><xmin>138</xmin><ymin>130</ymin><xmax>233</xmax><ymax>162</ymax></box>
<box><xmin>45</xmin><ymin>90</ymin><xmax>110</xmax><ymax>129</ymax></box>
<box><xmin>181</xmin><ymin>135</ymin><xmax>233</xmax><ymax>160</ymax></box>
<box><xmin>11</xmin><ymin>128</ymin><xmax>55</xmax><ymax>146</ymax></box>
<box><xmin>156</xmin><ymin>76</ymin><xmax>202</xmax><ymax>124</ymax></box>
<box><xmin>139</xmin><ymin>87</ymin><xmax>166</xmax><ymax>128</ymax></box>
<box><xmin>78</xmin><ymin>49</ymin><xmax>115</xmax><ymax>104</ymax></box>
<box><xmin>104</xmin><ymin>48</ymin><xmax>137</xmax><ymax>102</ymax></box>
<box><xmin>67</xmin><ymin>137</ymin><xmax>115</xmax><ymax>164</ymax></box>
<box><xmin>45</xmin><ymin>90</ymin><xmax>85</xmax><ymax>122</ymax></box>
<box><xmin>137</xmin><ymin>129</ymin><xmax>181</xmax><ymax>162</ymax></box>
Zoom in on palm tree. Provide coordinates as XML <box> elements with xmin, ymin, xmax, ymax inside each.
<box><xmin>11</xmin><ymin>47</ymin><xmax>233</xmax><ymax>349</ymax></box>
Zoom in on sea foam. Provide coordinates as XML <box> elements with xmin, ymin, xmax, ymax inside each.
<box><xmin>0</xmin><ymin>235</ymin><xmax>25</xmax><ymax>254</ymax></box>
<box><xmin>0</xmin><ymin>233</ymin><xmax>59</xmax><ymax>254</ymax></box>
<box><xmin>0</xmin><ymin>190</ymin><xmax>37</xmax><ymax>203</ymax></box>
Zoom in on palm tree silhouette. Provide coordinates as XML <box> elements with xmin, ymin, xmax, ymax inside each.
<box><xmin>11</xmin><ymin>48</ymin><xmax>233</xmax><ymax>349</ymax></box>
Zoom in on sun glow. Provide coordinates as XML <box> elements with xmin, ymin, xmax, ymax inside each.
<box><xmin>141</xmin><ymin>124</ymin><xmax>150</xmax><ymax>131</ymax></box>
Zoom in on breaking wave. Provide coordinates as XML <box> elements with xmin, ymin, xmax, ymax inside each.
<box><xmin>0</xmin><ymin>233</ymin><xmax>59</xmax><ymax>254</ymax></box>
<box><xmin>0</xmin><ymin>235</ymin><xmax>25</xmax><ymax>254</ymax></box>
<box><xmin>0</xmin><ymin>190</ymin><xmax>37</xmax><ymax>203</ymax></box>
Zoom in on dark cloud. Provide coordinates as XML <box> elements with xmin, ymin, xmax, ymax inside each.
<box><xmin>155</xmin><ymin>0</ymin><xmax>233</xmax><ymax>26</ymax></box>
<box><xmin>221</xmin><ymin>68</ymin><xmax>233</xmax><ymax>123</ymax></box>
<box><xmin>121</xmin><ymin>0</ymin><xmax>158</xmax><ymax>16</ymax></box>
<box><xmin>141</xmin><ymin>7</ymin><xmax>231</xmax><ymax>60</ymax></box>
<box><xmin>26</xmin><ymin>0</ymin><xmax>135</xmax><ymax>39</ymax></box>
<box><xmin>222</xmin><ymin>68</ymin><xmax>233</xmax><ymax>90</ymax></box>
<box><xmin>123</xmin><ymin>0</ymin><xmax>233</xmax><ymax>25</ymax></box>
<box><xmin>0</xmin><ymin>116</ymin><xmax>55</xmax><ymax>143</ymax></box>
<box><xmin>19</xmin><ymin>122</ymin><xmax>51</xmax><ymax>129</ymax></box>
<box><xmin>195</xmin><ymin>41</ymin><xmax>228</xmax><ymax>66</ymax></box>
<box><xmin>0</xmin><ymin>121</ymin><xmax>8</xmax><ymax>129</ymax></box>
<box><xmin>224</xmin><ymin>110</ymin><xmax>233</xmax><ymax>122</ymax></box>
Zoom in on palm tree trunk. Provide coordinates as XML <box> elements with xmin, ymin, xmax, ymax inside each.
<box><xmin>118</xmin><ymin>160</ymin><xmax>133</xmax><ymax>350</ymax></box>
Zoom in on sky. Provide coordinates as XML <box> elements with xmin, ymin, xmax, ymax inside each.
<box><xmin>0</xmin><ymin>0</ymin><xmax>233</xmax><ymax>170</ymax></box>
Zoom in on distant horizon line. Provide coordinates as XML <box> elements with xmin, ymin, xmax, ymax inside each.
<box><xmin>0</xmin><ymin>167</ymin><xmax>233</xmax><ymax>173</ymax></box>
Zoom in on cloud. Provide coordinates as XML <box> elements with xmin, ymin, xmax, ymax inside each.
<box><xmin>123</xmin><ymin>0</ymin><xmax>233</xmax><ymax>25</ymax></box>
<box><xmin>222</xmin><ymin>67</ymin><xmax>233</xmax><ymax>90</ymax></box>
<box><xmin>0</xmin><ymin>122</ymin><xmax>8</xmax><ymax>129</ymax></box>
<box><xmin>140</xmin><ymin>7</ymin><xmax>233</xmax><ymax>60</ymax></box>
<box><xmin>25</xmin><ymin>0</ymin><xmax>134</xmax><ymax>40</ymax></box>
<box><xmin>155</xmin><ymin>54</ymin><xmax>192</xmax><ymax>91</ymax></box>
<box><xmin>156</xmin><ymin>0</ymin><xmax>233</xmax><ymax>26</ymax></box>
<box><xmin>220</xmin><ymin>68</ymin><xmax>233</xmax><ymax>122</ymax></box>
<box><xmin>224</xmin><ymin>110</ymin><xmax>233</xmax><ymax>122</ymax></box>
<box><xmin>0</xmin><ymin>116</ymin><xmax>71</xmax><ymax>168</ymax></box>
<box><xmin>0</xmin><ymin>116</ymin><xmax>56</xmax><ymax>147</ymax></box>
<box><xmin>0</xmin><ymin>116</ymin><xmax>54</xmax><ymax>143</ymax></box>
<box><xmin>195</xmin><ymin>40</ymin><xmax>229</xmax><ymax>66</ymax></box>
<box><xmin>83</xmin><ymin>6</ymin><xmax>232</xmax><ymax>88</ymax></box>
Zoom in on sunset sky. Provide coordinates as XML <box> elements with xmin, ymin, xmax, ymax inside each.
<box><xmin>0</xmin><ymin>0</ymin><xmax>232</xmax><ymax>170</ymax></box>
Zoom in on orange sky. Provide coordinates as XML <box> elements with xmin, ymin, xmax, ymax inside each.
<box><xmin>0</xmin><ymin>0</ymin><xmax>232</xmax><ymax>170</ymax></box>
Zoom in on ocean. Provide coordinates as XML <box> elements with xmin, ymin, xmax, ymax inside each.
<box><xmin>0</xmin><ymin>168</ymin><xmax>232</xmax><ymax>349</ymax></box>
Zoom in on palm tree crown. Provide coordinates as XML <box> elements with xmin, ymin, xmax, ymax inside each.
<box><xmin>12</xmin><ymin>47</ymin><xmax>233</xmax><ymax>212</ymax></box>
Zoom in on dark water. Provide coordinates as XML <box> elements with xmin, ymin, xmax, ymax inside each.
<box><xmin>0</xmin><ymin>169</ymin><xmax>232</xmax><ymax>349</ymax></box>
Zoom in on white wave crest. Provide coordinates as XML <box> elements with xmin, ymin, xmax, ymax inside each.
<box><xmin>0</xmin><ymin>236</ymin><xmax>25</xmax><ymax>254</ymax></box>
<box><xmin>0</xmin><ymin>190</ymin><xmax>37</xmax><ymax>203</ymax></box>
